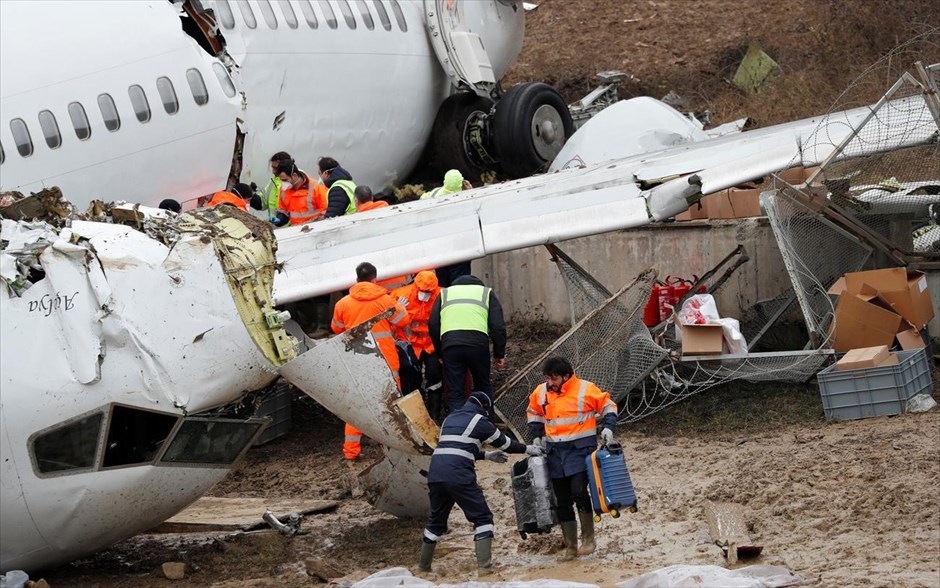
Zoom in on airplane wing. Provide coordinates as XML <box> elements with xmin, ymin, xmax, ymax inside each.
<box><xmin>273</xmin><ymin>93</ymin><xmax>937</xmax><ymax>304</ymax></box>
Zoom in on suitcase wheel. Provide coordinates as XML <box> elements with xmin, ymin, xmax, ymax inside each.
<box><xmin>593</xmin><ymin>514</ymin><xmax>601</xmax><ymax>523</ymax></box>
<box><xmin>519</xmin><ymin>531</ymin><xmax>528</xmax><ymax>540</ymax></box>
<box><xmin>628</xmin><ymin>505</ymin><xmax>638</xmax><ymax>513</ymax></box>
<box><xmin>610</xmin><ymin>509</ymin><xmax>620</xmax><ymax>518</ymax></box>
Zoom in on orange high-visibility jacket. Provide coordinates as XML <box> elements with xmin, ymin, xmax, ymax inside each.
<box><xmin>391</xmin><ymin>271</ymin><xmax>440</xmax><ymax>356</ymax></box>
<box><xmin>526</xmin><ymin>376</ymin><xmax>617</xmax><ymax>444</ymax></box>
<box><xmin>356</xmin><ymin>200</ymin><xmax>388</xmax><ymax>213</ymax></box>
<box><xmin>279</xmin><ymin>176</ymin><xmax>327</xmax><ymax>225</ymax></box>
<box><xmin>207</xmin><ymin>191</ymin><xmax>248</xmax><ymax>211</ymax></box>
<box><xmin>331</xmin><ymin>281</ymin><xmax>410</xmax><ymax>377</ymax></box>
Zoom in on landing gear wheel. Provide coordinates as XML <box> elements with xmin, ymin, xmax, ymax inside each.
<box><xmin>593</xmin><ymin>514</ymin><xmax>602</xmax><ymax>523</ymax></box>
<box><xmin>492</xmin><ymin>82</ymin><xmax>574</xmax><ymax>178</ymax></box>
<box><xmin>424</xmin><ymin>91</ymin><xmax>495</xmax><ymax>183</ymax></box>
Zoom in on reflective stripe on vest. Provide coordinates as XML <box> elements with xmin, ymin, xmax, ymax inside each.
<box><xmin>331</xmin><ymin>179</ymin><xmax>357</xmax><ymax>215</ymax></box>
<box><xmin>440</xmin><ymin>284</ymin><xmax>490</xmax><ymax>336</ymax></box>
<box><xmin>543</xmin><ymin>380</ymin><xmax>599</xmax><ymax>443</ymax></box>
<box><xmin>288</xmin><ymin>181</ymin><xmax>318</xmax><ymax>224</ymax></box>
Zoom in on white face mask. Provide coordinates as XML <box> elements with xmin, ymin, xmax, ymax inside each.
<box><xmin>417</xmin><ymin>291</ymin><xmax>431</xmax><ymax>302</ymax></box>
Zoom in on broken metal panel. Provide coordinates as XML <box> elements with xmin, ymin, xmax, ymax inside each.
<box><xmin>359</xmin><ymin>448</ymin><xmax>432</xmax><ymax>519</ymax></box>
<box><xmin>278</xmin><ymin>326</ymin><xmax>432</xmax><ymax>455</ymax></box>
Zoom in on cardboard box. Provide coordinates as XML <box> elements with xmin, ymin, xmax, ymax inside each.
<box><xmin>876</xmin><ymin>353</ymin><xmax>900</xmax><ymax>368</ymax></box>
<box><xmin>836</xmin><ymin>345</ymin><xmax>890</xmax><ymax>371</ymax></box>
<box><xmin>700</xmin><ymin>192</ymin><xmax>734</xmax><ymax>219</ymax></box>
<box><xmin>675</xmin><ymin>201</ymin><xmax>707</xmax><ymax>221</ymax></box>
<box><xmin>896</xmin><ymin>328</ymin><xmax>927</xmax><ymax>350</ymax></box>
<box><xmin>843</xmin><ymin>268</ymin><xmax>934</xmax><ymax>328</ymax></box>
<box><xmin>681</xmin><ymin>324</ymin><xmax>724</xmax><ymax>355</ymax></box>
<box><xmin>727</xmin><ymin>187</ymin><xmax>763</xmax><ymax>217</ymax></box>
<box><xmin>832</xmin><ymin>286</ymin><xmax>903</xmax><ymax>352</ymax></box>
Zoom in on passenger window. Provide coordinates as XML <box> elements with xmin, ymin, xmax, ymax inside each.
<box><xmin>212</xmin><ymin>63</ymin><xmax>237</xmax><ymax>98</ymax></box>
<box><xmin>236</xmin><ymin>0</ymin><xmax>257</xmax><ymax>28</ymax></box>
<box><xmin>186</xmin><ymin>68</ymin><xmax>210</xmax><ymax>106</ymax></box>
<box><xmin>11</xmin><ymin>118</ymin><xmax>33</xmax><ymax>157</ymax></box>
<box><xmin>317</xmin><ymin>0</ymin><xmax>337</xmax><ymax>29</ymax></box>
<box><xmin>68</xmin><ymin>102</ymin><xmax>91</xmax><ymax>140</ymax></box>
<box><xmin>214</xmin><ymin>0</ymin><xmax>236</xmax><ymax>29</ymax></box>
<box><xmin>298</xmin><ymin>0</ymin><xmax>318</xmax><ymax>27</ymax></box>
<box><xmin>157</xmin><ymin>77</ymin><xmax>180</xmax><ymax>114</ymax></box>
<box><xmin>160</xmin><ymin>418</ymin><xmax>264</xmax><ymax>465</ymax></box>
<box><xmin>355</xmin><ymin>1</ymin><xmax>373</xmax><ymax>29</ymax></box>
<box><xmin>97</xmin><ymin>93</ymin><xmax>121</xmax><ymax>132</ymax></box>
<box><xmin>38</xmin><ymin>110</ymin><xmax>62</xmax><ymax>149</ymax></box>
<box><xmin>278</xmin><ymin>0</ymin><xmax>298</xmax><ymax>28</ymax></box>
<box><xmin>102</xmin><ymin>405</ymin><xmax>178</xmax><ymax>468</ymax></box>
<box><xmin>128</xmin><ymin>85</ymin><xmax>151</xmax><ymax>123</ymax></box>
<box><xmin>257</xmin><ymin>0</ymin><xmax>277</xmax><ymax>28</ymax></box>
<box><xmin>389</xmin><ymin>0</ymin><xmax>406</xmax><ymax>31</ymax></box>
<box><xmin>32</xmin><ymin>412</ymin><xmax>103</xmax><ymax>474</ymax></box>
<box><xmin>372</xmin><ymin>0</ymin><xmax>391</xmax><ymax>30</ymax></box>
<box><xmin>337</xmin><ymin>0</ymin><xmax>356</xmax><ymax>29</ymax></box>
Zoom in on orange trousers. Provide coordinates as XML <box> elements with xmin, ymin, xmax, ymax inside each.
<box><xmin>343</xmin><ymin>423</ymin><xmax>363</xmax><ymax>460</ymax></box>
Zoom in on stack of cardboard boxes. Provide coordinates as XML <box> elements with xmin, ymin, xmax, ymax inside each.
<box><xmin>675</xmin><ymin>166</ymin><xmax>819</xmax><ymax>221</ymax></box>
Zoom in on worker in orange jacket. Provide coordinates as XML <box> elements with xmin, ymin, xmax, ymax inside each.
<box><xmin>272</xmin><ymin>160</ymin><xmax>327</xmax><ymax>226</ymax></box>
<box><xmin>206</xmin><ymin>183</ymin><xmax>255</xmax><ymax>211</ymax></box>
<box><xmin>331</xmin><ymin>262</ymin><xmax>411</xmax><ymax>460</ymax></box>
<box><xmin>354</xmin><ymin>185</ymin><xmax>389</xmax><ymax>213</ymax></box>
<box><xmin>391</xmin><ymin>270</ymin><xmax>443</xmax><ymax>421</ymax></box>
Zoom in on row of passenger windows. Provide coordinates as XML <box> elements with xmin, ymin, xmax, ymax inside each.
<box><xmin>211</xmin><ymin>0</ymin><xmax>408</xmax><ymax>32</ymax></box>
<box><xmin>2</xmin><ymin>65</ymin><xmax>236</xmax><ymax>162</ymax></box>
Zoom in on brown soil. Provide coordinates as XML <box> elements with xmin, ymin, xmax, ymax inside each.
<box><xmin>37</xmin><ymin>2</ymin><xmax>940</xmax><ymax>586</ymax></box>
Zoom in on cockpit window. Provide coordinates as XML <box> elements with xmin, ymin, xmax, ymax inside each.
<box><xmin>102</xmin><ymin>405</ymin><xmax>179</xmax><ymax>469</ymax></box>
<box><xmin>336</xmin><ymin>0</ymin><xmax>356</xmax><ymax>29</ymax></box>
<box><xmin>157</xmin><ymin>77</ymin><xmax>180</xmax><ymax>114</ymax></box>
<box><xmin>355</xmin><ymin>1</ymin><xmax>374</xmax><ymax>30</ymax></box>
<box><xmin>212</xmin><ymin>63</ymin><xmax>237</xmax><ymax>98</ymax></box>
<box><xmin>236</xmin><ymin>0</ymin><xmax>257</xmax><ymax>28</ymax></box>
<box><xmin>372</xmin><ymin>0</ymin><xmax>391</xmax><ymax>31</ymax></box>
<box><xmin>128</xmin><ymin>85</ymin><xmax>151</xmax><ymax>123</ymax></box>
<box><xmin>68</xmin><ymin>102</ymin><xmax>92</xmax><ymax>140</ymax></box>
<box><xmin>214</xmin><ymin>0</ymin><xmax>236</xmax><ymax>29</ymax></box>
<box><xmin>389</xmin><ymin>0</ymin><xmax>406</xmax><ymax>32</ymax></box>
<box><xmin>317</xmin><ymin>0</ymin><xmax>337</xmax><ymax>29</ymax></box>
<box><xmin>10</xmin><ymin>118</ymin><xmax>33</xmax><ymax>157</ymax></box>
<box><xmin>160</xmin><ymin>418</ymin><xmax>265</xmax><ymax>465</ymax></box>
<box><xmin>97</xmin><ymin>93</ymin><xmax>121</xmax><ymax>132</ymax></box>
<box><xmin>298</xmin><ymin>0</ymin><xmax>318</xmax><ymax>28</ymax></box>
<box><xmin>257</xmin><ymin>0</ymin><xmax>278</xmax><ymax>28</ymax></box>
<box><xmin>278</xmin><ymin>0</ymin><xmax>298</xmax><ymax>28</ymax></box>
<box><xmin>38</xmin><ymin>110</ymin><xmax>62</xmax><ymax>149</ymax></box>
<box><xmin>31</xmin><ymin>412</ymin><xmax>104</xmax><ymax>475</ymax></box>
<box><xmin>186</xmin><ymin>68</ymin><xmax>210</xmax><ymax>106</ymax></box>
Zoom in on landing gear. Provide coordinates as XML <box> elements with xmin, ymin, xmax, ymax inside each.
<box><xmin>491</xmin><ymin>82</ymin><xmax>574</xmax><ymax>178</ymax></box>
<box><xmin>424</xmin><ymin>91</ymin><xmax>495</xmax><ymax>183</ymax></box>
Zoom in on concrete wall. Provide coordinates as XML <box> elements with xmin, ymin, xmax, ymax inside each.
<box><xmin>474</xmin><ymin>218</ymin><xmax>939</xmax><ymax>345</ymax></box>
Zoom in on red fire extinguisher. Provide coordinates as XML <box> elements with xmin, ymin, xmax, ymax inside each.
<box><xmin>665</xmin><ymin>275</ymin><xmax>707</xmax><ymax>319</ymax></box>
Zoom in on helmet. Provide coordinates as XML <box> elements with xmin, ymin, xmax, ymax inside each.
<box><xmin>467</xmin><ymin>390</ymin><xmax>491</xmax><ymax>412</ymax></box>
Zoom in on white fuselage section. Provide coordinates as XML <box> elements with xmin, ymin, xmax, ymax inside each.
<box><xmin>0</xmin><ymin>0</ymin><xmax>524</xmax><ymax>209</ymax></box>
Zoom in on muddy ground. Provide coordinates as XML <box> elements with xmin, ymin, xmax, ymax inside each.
<box><xmin>37</xmin><ymin>1</ymin><xmax>940</xmax><ymax>586</ymax></box>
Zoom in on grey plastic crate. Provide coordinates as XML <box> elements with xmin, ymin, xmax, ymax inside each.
<box><xmin>253</xmin><ymin>382</ymin><xmax>293</xmax><ymax>445</ymax></box>
<box><xmin>816</xmin><ymin>348</ymin><xmax>933</xmax><ymax>421</ymax></box>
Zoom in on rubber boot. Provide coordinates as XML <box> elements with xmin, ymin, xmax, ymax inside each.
<box><xmin>475</xmin><ymin>536</ymin><xmax>493</xmax><ymax>569</ymax></box>
<box><xmin>577</xmin><ymin>510</ymin><xmax>596</xmax><ymax>555</ymax></box>
<box><xmin>559</xmin><ymin>520</ymin><xmax>579</xmax><ymax>560</ymax></box>
<box><xmin>418</xmin><ymin>540</ymin><xmax>436</xmax><ymax>572</ymax></box>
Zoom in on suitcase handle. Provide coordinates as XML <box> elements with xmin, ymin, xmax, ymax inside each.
<box><xmin>603</xmin><ymin>441</ymin><xmax>623</xmax><ymax>453</ymax></box>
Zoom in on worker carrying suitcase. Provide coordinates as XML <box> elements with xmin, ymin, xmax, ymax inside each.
<box><xmin>585</xmin><ymin>440</ymin><xmax>637</xmax><ymax>522</ymax></box>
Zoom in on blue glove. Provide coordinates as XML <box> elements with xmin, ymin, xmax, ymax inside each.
<box><xmin>269</xmin><ymin>216</ymin><xmax>278</xmax><ymax>223</ymax></box>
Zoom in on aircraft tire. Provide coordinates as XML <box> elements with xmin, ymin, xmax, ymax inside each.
<box><xmin>425</xmin><ymin>91</ymin><xmax>495</xmax><ymax>183</ymax></box>
<box><xmin>492</xmin><ymin>82</ymin><xmax>574</xmax><ymax>178</ymax></box>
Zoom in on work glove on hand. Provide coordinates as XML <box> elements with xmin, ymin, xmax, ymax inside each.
<box><xmin>532</xmin><ymin>437</ymin><xmax>546</xmax><ymax>451</ymax></box>
<box><xmin>484</xmin><ymin>450</ymin><xmax>508</xmax><ymax>463</ymax></box>
<box><xmin>524</xmin><ymin>444</ymin><xmax>543</xmax><ymax>456</ymax></box>
<box><xmin>397</xmin><ymin>296</ymin><xmax>409</xmax><ymax>308</ymax></box>
<box><xmin>600</xmin><ymin>428</ymin><xmax>614</xmax><ymax>445</ymax></box>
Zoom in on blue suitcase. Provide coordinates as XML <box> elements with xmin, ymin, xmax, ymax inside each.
<box><xmin>585</xmin><ymin>441</ymin><xmax>637</xmax><ymax>521</ymax></box>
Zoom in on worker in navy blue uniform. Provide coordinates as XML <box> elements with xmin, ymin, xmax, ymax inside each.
<box><xmin>428</xmin><ymin>275</ymin><xmax>507</xmax><ymax>415</ymax></box>
<box><xmin>418</xmin><ymin>391</ymin><xmax>542</xmax><ymax>573</ymax></box>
